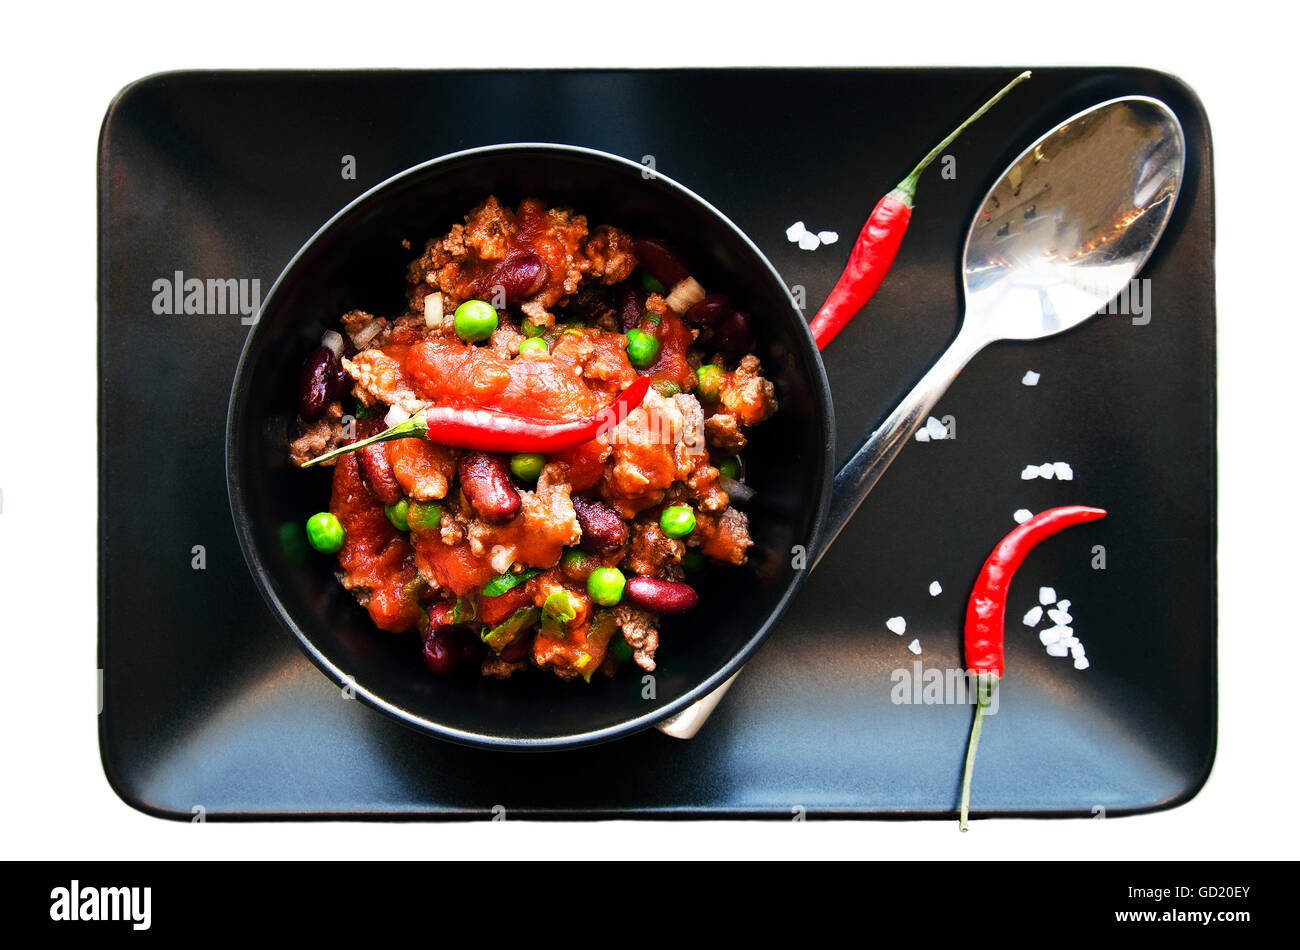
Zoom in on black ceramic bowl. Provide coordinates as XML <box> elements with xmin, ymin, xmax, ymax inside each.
<box><xmin>226</xmin><ymin>144</ymin><xmax>833</xmax><ymax>749</ymax></box>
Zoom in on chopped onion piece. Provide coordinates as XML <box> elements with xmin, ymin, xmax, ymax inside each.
<box><xmin>320</xmin><ymin>329</ymin><xmax>345</xmax><ymax>358</ymax></box>
<box><xmin>384</xmin><ymin>404</ymin><xmax>410</xmax><ymax>428</ymax></box>
<box><xmin>351</xmin><ymin>317</ymin><xmax>384</xmax><ymax>347</ymax></box>
<box><xmin>665</xmin><ymin>276</ymin><xmax>706</xmax><ymax>314</ymax></box>
<box><xmin>424</xmin><ymin>292</ymin><xmax>444</xmax><ymax>328</ymax></box>
<box><xmin>719</xmin><ymin>474</ymin><xmax>755</xmax><ymax>505</ymax></box>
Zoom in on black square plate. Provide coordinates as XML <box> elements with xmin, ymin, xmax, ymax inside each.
<box><xmin>98</xmin><ymin>68</ymin><xmax>1214</xmax><ymax>819</ymax></box>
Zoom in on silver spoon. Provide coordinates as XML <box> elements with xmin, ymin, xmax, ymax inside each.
<box><xmin>658</xmin><ymin>95</ymin><xmax>1186</xmax><ymax>739</ymax></box>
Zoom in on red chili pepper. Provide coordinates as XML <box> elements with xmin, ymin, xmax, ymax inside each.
<box><xmin>807</xmin><ymin>71</ymin><xmax>1031</xmax><ymax>351</ymax></box>
<box><xmin>303</xmin><ymin>376</ymin><xmax>651</xmax><ymax>465</ymax></box>
<box><xmin>958</xmin><ymin>504</ymin><xmax>1107</xmax><ymax>831</ymax></box>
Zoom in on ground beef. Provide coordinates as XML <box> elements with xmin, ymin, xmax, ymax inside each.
<box><xmin>289</xmin><ymin>403</ymin><xmax>347</xmax><ymax>467</ymax></box>
<box><xmin>625</xmin><ymin>522</ymin><xmax>685</xmax><ymax>578</ymax></box>
<box><xmin>388</xmin><ymin>439</ymin><xmax>458</xmax><ymax>501</ymax></box>
<box><xmin>344</xmin><ymin>349</ymin><xmax>423</xmax><ymax>414</ymax></box>
<box><xmin>612</xmin><ymin>605</ymin><xmax>660</xmax><ymax>672</ymax></box>
<box><xmin>692</xmin><ymin>506</ymin><xmax>752</xmax><ymax>565</ymax></box>
<box><xmin>720</xmin><ymin>354</ymin><xmax>777</xmax><ymax>426</ymax></box>
<box><xmin>704</xmin><ymin>412</ymin><xmax>747</xmax><ymax>452</ymax></box>
<box><xmin>583</xmin><ymin>225</ymin><xmax>637</xmax><ymax>285</ymax></box>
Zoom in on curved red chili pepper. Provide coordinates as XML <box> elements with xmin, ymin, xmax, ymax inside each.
<box><xmin>808</xmin><ymin>193</ymin><xmax>912</xmax><ymax>349</ymax></box>
<box><xmin>958</xmin><ymin>504</ymin><xmax>1107</xmax><ymax>831</ymax></box>
<box><xmin>963</xmin><ymin>505</ymin><xmax>1107</xmax><ymax>677</ymax></box>
<box><xmin>302</xmin><ymin>376</ymin><xmax>651</xmax><ymax>465</ymax></box>
<box><xmin>807</xmin><ymin>71</ymin><xmax>1031</xmax><ymax>352</ymax></box>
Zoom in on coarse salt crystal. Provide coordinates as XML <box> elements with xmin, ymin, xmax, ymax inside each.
<box><xmin>886</xmin><ymin>616</ymin><xmax>907</xmax><ymax>635</ymax></box>
<box><xmin>1056</xmin><ymin>599</ymin><xmax>1071</xmax><ymax>612</ymax></box>
<box><xmin>1070</xmin><ymin>642</ymin><xmax>1086</xmax><ymax>658</ymax></box>
<box><xmin>1047</xmin><ymin>608</ymin><xmax>1073</xmax><ymax>625</ymax></box>
<box><xmin>1020</xmin><ymin>466</ymin><xmax>1038</xmax><ymax>480</ymax></box>
<box><xmin>925</xmin><ymin>416</ymin><xmax>948</xmax><ymax>440</ymax></box>
<box><xmin>1014</xmin><ymin>508</ymin><xmax>1033</xmax><ymax>524</ymax></box>
<box><xmin>1022</xmin><ymin>605</ymin><xmax>1043</xmax><ymax>627</ymax></box>
<box><xmin>1044</xmin><ymin>626</ymin><xmax>1072</xmax><ymax>643</ymax></box>
<box><xmin>915</xmin><ymin>428</ymin><xmax>931</xmax><ymax>442</ymax></box>
<box><xmin>797</xmin><ymin>232</ymin><xmax>821</xmax><ymax>251</ymax></box>
<box><xmin>907</xmin><ymin>638</ymin><xmax>922</xmax><ymax>655</ymax></box>
<box><xmin>817</xmin><ymin>230</ymin><xmax>839</xmax><ymax>245</ymax></box>
<box><xmin>1039</xmin><ymin>628</ymin><xmax>1061</xmax><ymax>646</ymax></box>
<box><xmin>1053</xmin><ymin>462</ymin><xmax>1074</xmax><ymax>481</ymax></box>
<box><xmin>1061</xmin><ymin>635</ymin><xmax>1080</xmax><ymax>648</ymax></box>
<box><xmin>785</xmin><ymin>221</ymin><xmax>807</xmax><ymax>242</ymax></box>
<box><xmin>1039</xmin><ymin>586</ymin><xmax>1057</xmax><ymax>605</ymax></box>
<box><xmin>1022</xmin><ymin>370</ymin><xmax>1040</xmax><ymax>386</ymax></box>
<box><xmin>1046</xmin><ymin>643</ymin><xmax>1069</xmax><ymax>657</ymax></box>
<box><xmin>929</xmin><ymin>580</ymin><xmax>942</xmax><ymax>597</ymax></box>
<box><xmin>1037</xmin><ymin>463</ymin><xmax>1056</xmax><ymax>479</ymax></box>
<box><xmin>1073</xmin><ymin>656</ymin><xmax>1090</xmax><ymax>670</ymax></box>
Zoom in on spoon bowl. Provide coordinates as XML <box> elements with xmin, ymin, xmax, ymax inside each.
<box><xmin>964</xmin><ymin>96</ymin><xmax>1185</xmax><ymax>342</ymax></box>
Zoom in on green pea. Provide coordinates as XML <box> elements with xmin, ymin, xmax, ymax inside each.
<box><xmin>406</xmin><ymin>500</ymin><xmax>443</xmax><ymax>535</ymax></box>
<box><xmin>717</xmin><ymin>456</ymin><xmax>741</xmax><ymax>480</ymax></box>
<box><xmin>560</xmin><ymin>547</ymin><xmax>594</xmax><ymax>579</ymax></box>
<box><xmin>518</xmin><ymin>337</ymin><xmax>549</xmax><ymax>357</ymax></box>
<box><xmin>626</xmin><ymin>328</ymin><xmax>660</xmax><ymax>369</ymax></box>
<box><xmin>696</xmin><ymin>364</ymin><xmax>725</xmax><ymax>401</ymax></box>
<box><xmin>587</xmin><ymin>566</ymin><xmax>626</xmax><ymax>606</ymax></box>
<box><xmin>654</xmin><ymin>380</ymin><xmax>682</xmax><ymax>397</ymax></box>
<box><xmin>659</xmin><ymin>505</ymin><xmax>696</xmax><ymax>539</ymax></box>
<box><xmin>521</xmin><ymin>318</ymin><xmax>545</xmax><ymax>338</ymax></box>
<box><xmin>509</xmin><ymin>452</ymin><xmax>545</xmax><ymax>482</ymax></box>
<box><xmin>681</xmin><ymin>549</ymin><xmax>707</xmax><ymax>574</ymax></box>
<box><xmin>453</xmin><ymin>299</ymin><xmax>498</xmax><ymax>343</ymax></box>
<box><xmin>640</xmin><ymin>270</ymin><xmax>667</xmax><ymax>294</ymax></box>
<box><xmin>305</xmin><ymin>512</ymin><xmax>345</xmax><ymax>554</ymax></box>
<box><xmin>384</xmin><ymin>498</ymin><xmax>410</xmax><ymax>531</ymax></box>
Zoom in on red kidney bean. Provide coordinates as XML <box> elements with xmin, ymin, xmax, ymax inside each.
<box><xmin>684</xmin><ymin>293</ymin><xmax>731</xmax><ymax>326</ymax></box>
<box><xmin>484</xmin><ymin>253</ymin><xmax>549</xmax><ymax>303</ymax></box>
<box><xmin>499</xmin><ymin>634</ymin><xmax>532</xmax><ymax>664</ymax></box>
<box><xmin>459</xmin><ymin>452</ymin><xmax>521</xmax><ymax>523</ymax></box>
<box><xmin>422</xmin><ymin>627</ymin><xmax>459</xmax><ymax>675</ymax></box>
<box><xmin>571</xmin><ymin>495</ymin><xmax>627</xmax><ymax>553</ymax></box>
<box><xmin>632</xmin><ymin>237</ymin><xmax>691</xmax><ymax>288</ymax></box>
<box><xmin>713</xmin><ymin>308</ymin><xmax>754</xmax><ymax>354</ymax></box>
<box><xmin>358</xmin><ymin>443</ymin><xmax>404</xmax><ymax>506</ymax></box>
<box><xmin>616</xmin><ymin>284</ymin><xmax>646</xmax><ymax>332</ymax></box>
<box><xmin>624</xmin><ymin>576</ymin><xmax>699</xmax><ymax>614</ymax></box>
<box><xmin>330</xmin><ymin>355</ymin><xmax>351</xmax><ymax>400</ymax></box>
<box><xmin>298</xmin><ymin>346</ymin><xmax>340</xmax><ymax>420</ymax></box>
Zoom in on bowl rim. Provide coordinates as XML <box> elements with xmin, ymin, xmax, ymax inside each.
<box><xmin>225</xmin><ymin>141</ymin><xmax>836</xmax><ymax>750</ymax></box>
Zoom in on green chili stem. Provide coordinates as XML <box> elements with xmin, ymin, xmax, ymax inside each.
<box><xmin>893</xmin><ymin>70</ymin><xmax>1032</xmax><ymax>206</ymax></box>
<box><xmin>959</xmin><ymin>673</ymin><xmax>999</xmax><ymax>832</ymax></box>
<box><xmin>302</xmin><ymin>412</ymin><xmax>426</xmax><ymax>468</ymax></box>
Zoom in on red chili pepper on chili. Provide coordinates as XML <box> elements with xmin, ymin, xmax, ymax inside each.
<box><xmin>807</xmin><ymin>70</ymin><xmax>1032</xmax><ymax>351</ymax></box>
<box><xmin>958</xmin><ymin>504</ymin><xmax>1107</xmax><ymax>831</ymax></box>
<box><xmin>302</xmin><ymin>376</ymin><xmax>651</xmax><ymax>465</ymax></box>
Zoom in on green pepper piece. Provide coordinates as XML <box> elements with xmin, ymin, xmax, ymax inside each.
<box><xmin>481</xmin><ymin>606</ymin><xmax>541</xmax><ymax>654</ymax></box>
<box><xmin>481</xmin><ymin>568</ymin><xmax>542</xmax><ymax>598</ymax></box>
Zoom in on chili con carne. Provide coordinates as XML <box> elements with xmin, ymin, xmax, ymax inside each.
<box><xmin>958</xmin><ymin>504</ymin><xmax>1107</xmax><ymax>830</ymax></box>
<box><xmin>808</xmin><ymin>70</ymin><xmax>1032</xmax><ymax>351</ymax></box>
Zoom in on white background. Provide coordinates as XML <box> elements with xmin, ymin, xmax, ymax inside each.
<box><xmin>1</xmin><ymin>1</ymin><xmax>1295</xmax><ymax>860</ymax></box>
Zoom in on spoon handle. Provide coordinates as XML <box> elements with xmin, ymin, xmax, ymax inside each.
<box><xmin>655</xmin><ymin>325</ymin><xmax>987</xmax><ymax>740</ymax></box>
<box><xmin>812</xmin><ymin>324</ymin><xmax>988</xmax><ymax>570</ymax></box>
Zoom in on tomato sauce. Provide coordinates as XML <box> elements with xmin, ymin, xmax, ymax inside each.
<box><xmin>329</xmin><ymin>455</ymin><xmax>422</xmax><ymax>632</ymax></box>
